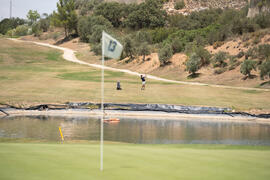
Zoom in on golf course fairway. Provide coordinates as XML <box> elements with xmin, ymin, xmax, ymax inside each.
<box><xmin>0</xmin><ymin>142</ymin><xmax>270</xmax><ymax>180</ymax></box>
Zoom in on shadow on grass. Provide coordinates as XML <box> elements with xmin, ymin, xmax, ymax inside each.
<box><xmin>54</xmin><ymin>34</ymin><xmax>78</xmax><ymax>45</ymax></box>
<box><xmin>242</xmin><ymin>74</ymin><xmax>257</xmax><ymax>80</ymax></box>
<box><xmin>260</xmin><ymin>80</ymin><xmax>270</xmax><ymax>87</ymax></box>
<box><xmin>187</xmin><ymin>73</ymin><xmax>201</xmax><ymax>79</ymax></box>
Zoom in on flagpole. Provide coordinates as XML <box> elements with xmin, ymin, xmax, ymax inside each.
<box><xmin>100</xmin><ymin>32</ymin><xmax>104</xmax><ymax>171</ymax></box>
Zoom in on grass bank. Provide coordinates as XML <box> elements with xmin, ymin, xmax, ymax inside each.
<box><xmin>0</xmin><ymin>142</ymin><xmax>270</xmax><ymax>180</ymax></box>
<box><xmin>0</xmin><ymin>38</ymin><xmax>270</xmax><ymax>111</ymax></box>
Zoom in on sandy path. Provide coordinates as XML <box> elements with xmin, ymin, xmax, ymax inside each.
<box><xmin>9</xmin><ymin>38</ymin><xmax>270</xmax><ymax>92</ymax></box>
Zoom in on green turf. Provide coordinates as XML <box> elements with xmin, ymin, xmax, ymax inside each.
<box><xmin>0</xmin><ymin>142</ymin><xmax>270</xmax><ymax>180</ymax></box>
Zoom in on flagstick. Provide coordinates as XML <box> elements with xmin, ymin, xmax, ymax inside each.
<box><xmin>100</xmin><ymin>33</ymin><xmax>104</xmax><ymax>171</ymax></box>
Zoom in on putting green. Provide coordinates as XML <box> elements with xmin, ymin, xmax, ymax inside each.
<box><xmin>0</xmin><ymin>142</ymin><xmax>270</xmax><ymax>180</ymax></box>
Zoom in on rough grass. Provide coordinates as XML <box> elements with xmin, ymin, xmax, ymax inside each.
<box><xmin>0</xmin><ymin>142</ymin><xmax>270</xmax><ymax>180</ymax></box>
<box><xmin>0</xmin><ymin>38</ymin><xmax>270</xmax><ymax>111</ymax></box>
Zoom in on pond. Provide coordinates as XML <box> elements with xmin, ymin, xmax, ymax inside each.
<box><xmin>1</xmin><ymin>116</ymin><xmax>270</xmax><ymax>145</ymax></box>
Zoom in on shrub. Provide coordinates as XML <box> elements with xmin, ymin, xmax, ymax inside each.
<box><xmin>184</xmin><ymin>42</ymin><xmax>196</xmax><ymax>55</ymax></box>
<box><xmin>254</xmin><ymin>13</ymin><xmax>270</xmax><ymax>29</ymax></box>
<box><xmin>259</xmin><ymin>60</ymin><xmax>270</xmax><ymax>80</ymax></box>
<box><xmin>186</xmin><ymin>53</ymin><xmax>200</xmax><ymax>75</ymax></box>
<box><xmin>94</xmin><ymin>2</ymin><xmax>125</xmax><ymax>27</ymax></box>
<box><xmin>91</xmin><ymin>43</ymin><xmax>101</xmax><ymax>55</ymax></box>
<box><xmin>158</xmin><ymin>44</ymin><xmax>173</xmax><ymax>66</ymax></box>
<box><xmin>258</xmin><ymin>44</ymin><xmax>270</xmax><ymax>60</ymax></box>
<box><xmin>245</xmin><ymin>47</ymin><xmax>258</xmax><ymax>59</ymax></box>
<box><xmin>124</xmin><ymin>0</ymin><xmax>166</xmax><ymax>29</ymax></box>
<box><xmin>77</xmin><ymin>15</ymin><xmax>112</xmax><ymax>43</ymax></box>
<box><xmin>31</xmin><ymin>22</ymin><xmax>41</xmax><ymax>37</ymax></box>
<box><xmin>240</xmin><ymin>59</ymin><xmax>257</xmax><ymax>77</ymax></box>
<box><xmin>135</xmin><ymin>31</ymin><xmax>152</xmax><ymax>44</ymax></box>
<box><xmin>214</xmin><ymin>67</ymin><xmax>227</xmax><ymax>74</ymax></box>
<box><xmin>39</xmin><ymin>18</ymin><xmax>50</xmax><ymax>32</ymax></box>
<box><xmin>252</xmin><ymin>36</ymin><xmax>261</xmax><ymax>44</ymax></box>
<box><xmin>175</xmin><ymin>0</ymin><xmax>185</xmax><ymax>10</ymax></box>
<box><xmin>228</xmin><ymin>56</ymin><xmax>241</xmax><ymax>70</ymax></box>
<box><xmin>52</xmin><ymin>32</ymin><xmax>61</xmax><ymax>40</ymax></box>
<box><xmin>237</xmin><ymin>51</ymin><xmax>245</xmax><ymax>58</ymax></box>
<box><xmin>14</xmin><ymin>25</ymin><xmax>28</xmax><ymax>36</ymax></box>
<box><xmin>0</xmin><ymin>17</ymin><xmax>25</xmax><ymax>35</ymax></box>
<box><xmin>212</xmin><ymin>51</ymin><xmax>228</xmax><ymax>67</ymax></box>
<box><xmin>88</xmin><ymin>25</ymin><xmax>108</xmax><ymax>44</ymax></box>
<box><xmin>149</xmin><ymin>28</ymin><xmax>176</xmax><ymax>44</ymax></box>
<box><xmin>194</xmin><ymin>46</ymin><xmax>211</xmax><ymax>66</ymax></box>
<box><xmin>171</xmin><ymin>38</ymin><xmax>184</xmax><ymax>54</ymax></box>
<box><xmin>213</xmin><ymin>41</ymin><xmax>224</xmax><ymax>49</ymax></box>
<box><xmin>6</xmin><ymin>29</ymin><xmax>15</xmax><ymax>37</ymax></box>
<box><xmin>194</xmin><ymin>35</ymin><xmax>206</xmax><ymax>47</ymax></box>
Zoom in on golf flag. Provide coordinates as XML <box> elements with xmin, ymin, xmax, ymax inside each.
<box><xmin>102</xmin><ymin>31</ymin><xmax>123</xmax><ymax>59</ymax></box>
<box><xmin>100</xmin><ymin>31</ymin><xmax>123</xmax><ymax>171</ymax></box>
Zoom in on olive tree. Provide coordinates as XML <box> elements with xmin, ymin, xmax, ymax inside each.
<box><xmin>240</xmin><ymin>59</ymin><xmax>257</xmax><ymax>78</ymax></box>
<box><xmin>158</xmin><ymin>44</ymin><xmax>173</xmax><ymax>66</ymax></box>
<box><xmin>259</xmin><ymin>60</ymin><xmax>270</xmax><ymax>80</ymax></box>
<box><xmin>186</xmin><ymin>53</ymin><xmax>201</xmax><ymax>76</ymax></box>
<box><xmin>137</xmin><ymin>42</ymin><xmax>151</xmax><ymax>61</ymax></box>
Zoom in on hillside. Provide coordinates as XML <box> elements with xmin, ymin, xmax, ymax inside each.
<box><xmin>164</xmin><ymin>0</ymin><xmax>247</xmax><ymax>15</ymax></box>
<box><xmin>2</xmin><ymin>0</ymin><xmax>270</xmax><ymax>95</ymax></box>
<box><xmin>107</xmin><ymin>0</ymin><xmax>248</xmax><ymax>15</ymax></box>
<box><xmin>15</xmin><ymin>0</ymin><xmax>270</xmax><ymax>90</ymax></box>
<box><xmin>21</xmin><ymin>27</ymin><xmax>270</xmax><ymax>90</ymax></box>
<box><xmin>247</xmin><ymin>0</ymin><xmax>270</xmax><ymax>17</ymax></box>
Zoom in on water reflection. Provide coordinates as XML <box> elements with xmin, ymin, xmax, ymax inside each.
<box><xmin>0</xmin><ymin>116</ymin><xmax>270</xmax><ymax>145</ymax></box>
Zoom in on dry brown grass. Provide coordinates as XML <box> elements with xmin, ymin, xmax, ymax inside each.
<box><xmin>0</xmin><ymin>38</ymin><xmax>270</xmax><ymax>112</ymax></box>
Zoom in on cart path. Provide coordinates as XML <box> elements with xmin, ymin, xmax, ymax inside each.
<box><xmin>9</xmin><ymin>38</ymin><xmax>270</xmax><ymax>92</ymax></box>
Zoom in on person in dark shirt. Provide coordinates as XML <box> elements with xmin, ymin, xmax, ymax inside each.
<box><xmin>141</xmin><ymin>75</ymin><xmax>146</xmax><ymax>90</ymax></box>
<box><xmin>116</xmin><ymin>80</ymin><xmax>122</xmax><ymax>90</ymax></box>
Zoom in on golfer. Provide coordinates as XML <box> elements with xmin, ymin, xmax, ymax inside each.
<box><xmin>141</xmin><ymin>74</ymin><xmax>146</xmax><ymax>90</ymax></box>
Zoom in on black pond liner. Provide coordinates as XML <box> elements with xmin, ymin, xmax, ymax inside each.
<box><xmin>1</xmin><ymin>102</ymin><xmax>270</xmax><ymax>119</ymax></box>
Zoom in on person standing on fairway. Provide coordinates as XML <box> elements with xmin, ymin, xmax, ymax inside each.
<box><xmin>141</xmin><ymin>74</ymin><xmax>146</xmax><ymax>90</ymax></box>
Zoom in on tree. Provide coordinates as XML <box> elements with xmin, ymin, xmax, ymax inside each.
<box><xmin>14</xmin><ymin>25</ymin><xmax>28</xmax><ymax>36</ymax></box>
<box><xmin>137</xmin><ymin>42</ymin><xmax>151</xmax><ymax>61</ymax></box>
<box><xmin>171</xmin><ymin>38</ymin><xmax>184</xmax><ymax>54</ymax></box>
<box><xmin>88</xmin><ymin>25</ymin><xmax>108</xmax><ymax>44</ymax></box>
<box><xmin>174</xmin><ymin>0</ymin><xmax>185</xmax><ymax>10</ymax></box>
<box><xmin>194</xmin><ymin>46</ymin><xmax>211</xmax><ymax>66</ymax></box>
<box><xmin>39</xmin><ymin>17</ymin><xmax>50</xmax><ymax>32</ymax></box>
<box><xmin>124</xmin><ymin>0</ymin><xmax>166</xmax><ymax>29</ymax></box>
<box><xmin>0</xmin><ymin>18</ymin><xmax>25</xmax><ymax>35</ymax></box>
<box><xmin>123</xmin><ymin>36</ymin><xmax>136</xmax><ymax>60</ymax></box>
<box><xmin>258</xmin><ymin>44</ymin><xmax>270</xmax><ymax>60</ymax></box>
<box><xmin>53</xmin><ymin>0</ymin><xmax>78</xmax><ymax>37</ymax></box>
<box><xmin>135</xmin><ymin>31</ymin><xmax>152</xmax><ymax>44</ymax></box>
<box><xmin>259</xmin><ymin>60</ymin><xmax>270</xmax><ymax>80</ymax></box>
<box><xmin>77</xmin><ymin>15</ymin><xmax>112</xmax><ymax>43</ymax></box>
<box><xmin>240</xmin><ymin>59</ymin><xmax>257</xmax><ymax>78</ymax></box>
<box><xmin>32</xmin><ymin>22</ymin><xmax>41</xmax><ymax>37</ymax></box>
<box><xmin>186</xmin><ymin>53</ymin><xmax>200</xmax><ymax>76</ymax></box>
<box><xmin>94</xmin><ymin>2</ymin><xmax>125</xmax><ymax>27</ymax></box>
<box><xmin>27</xmin><ymin>10</ymin><xmax>40</xmax><ymax>25</ymax></box>
<box><xmin>158</xmin><ymin>44</ymin><xmax>173</xmax><ymax>66</ymax></box>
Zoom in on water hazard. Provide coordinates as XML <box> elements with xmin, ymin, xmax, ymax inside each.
<box><xmin>1</xmin><ymin>116</ymin><xmax>270</xmax><ymax>145</ymax></box>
